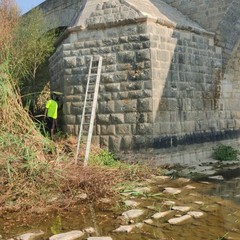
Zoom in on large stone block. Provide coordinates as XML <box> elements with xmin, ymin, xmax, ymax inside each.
<box><xmin>117</xmin><ymin>51</ymin><xmax>135</xmax><ymax>63</ymax></box>
<box><xmin>101</xmin><ymin>125</ymin><xmax>116</xmax><ymax>135</ymax></box>
<box><xmin>116</xmin><ymin>124</ymin><xmax>132</xmax><ymax>135</ymax></box>
<box><xmin>109</xmin><ymin>136</ymin><xmax>122</xmax><ymax>151</ymax></box>
<box><xmin>115</xmin><ymin>99</ymin><xmax>137</xmax><ymax>112</ymax></box>
<box><xmin>110</xmin><ymin>113</ymin><xmax>124</xmax><ymax>124</ymax></box>
<box><xmin>137</xmin><ymin>98</ymin><xmax>152</xmax><ymax>112</ymax></box>
<box><xmin>99</xmin><ymin>101</ymin><xmax>115</xmax><ymax>113</ymax></box>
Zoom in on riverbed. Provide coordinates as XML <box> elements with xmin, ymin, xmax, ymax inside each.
<box><xmin>2</xmin><ymin>161</ymin><xmax>240</xmax><ymax>240</ymax></box>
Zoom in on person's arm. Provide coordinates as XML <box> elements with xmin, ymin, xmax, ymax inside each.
<box><xmin>45</xmin><ymin>100</ymin><xmax>50</xmax><ymax>120</ymax></box>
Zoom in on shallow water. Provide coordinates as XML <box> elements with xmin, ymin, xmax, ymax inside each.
<box><xmin>2</xmin><ymin>176</ymin><xmax>240</xmax><ymax>240</ymax></box>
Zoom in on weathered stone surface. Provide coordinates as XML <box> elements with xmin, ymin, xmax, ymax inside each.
<box><xmin>122</xmin><ymin>209</ymin><xmax>145</xmax><ymax>219</ymax></box>
<box><xmin>113</xmin><ymin>225</ymin><xmax>135</xmax><ymax>233</ymax></box>
<box><xmin>144</xmin><ymin>219</ymin><xmax>154</xmax><ymax>224</ymax></box>
<box><xmin>163</xmin><ymin>188</ymin><xmax>182</xmax><ymax>195</ymax></box>
<box><xmin>172</xmin><ymin>206</ymin><xmax>191</xmax><ymax>212</ymax></box>
<box><xmin>123</xmin><ymin>200</ymin><xmax>140</xmax><ymax>207</ymax></box>
<box><xmin>187</xmin><ymin>211</ymin><xmax>204</xmax><ymax>218</ymax></box>
<box><xmin>83</xmin><ymin>227</ymin><xmax>95</xmax><ymax>234</ymax></box>
<box><xmin>168</xmin><ymin>215</ymin><xmax>192</xmax><ymax>225</ymax></box>
<box><xmin>16</xmin><ymin>231</ymin><xmax>45</xmax><ymax>240</ymax></box>
<box><xmin>185</xmin><ymin>185</ymin><xmax>196</xmax><ymax>189</ymax></box>
<box><xmin>49</xmin><ymin>231</ymin><xmax>84</xmax><ymax>240</ymax></box>
<box><xmin>87</xmin><ymin>238</ymin><xmax>112</xmax><ymax>240</ymax></box>
<box><xmin>152</xmin><ymin>210</ymin><xmax>172</xmax><ymax>219</ymax></box>
<box><xmin>162</xmin><ymin>200</ymin><xmax>176</xmax><ymax>206</ymax></box>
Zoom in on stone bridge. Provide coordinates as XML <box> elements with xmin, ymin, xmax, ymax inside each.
<box><xmin>32</xmin><ymin>0</ymin><xmax>240</xmax><ymax>164</ymax></box>
<box><xmin>36</xmin><ymin>0</ymin><xmax>240</xmax><ymax>72</ymax></box>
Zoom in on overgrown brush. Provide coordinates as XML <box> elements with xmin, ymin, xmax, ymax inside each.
<box><xmin>0</xmin><ymin>62</ymin><xmax>60</xmax><ymax>210</ymax></box>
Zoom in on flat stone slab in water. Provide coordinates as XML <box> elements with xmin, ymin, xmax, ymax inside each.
<box><xmin>168</xmin><ymin>215</ymin><xmax>192</xmax><ymax>225</ymax></box>
<box><xmin>184</xmin><ymin>185</ymin><xmax>196</xmax><ymax>189</ymax></box>
<box><xmin>163</xmin><ymin>187</ymin><xmax>182</xmax><ymax>195</ymax></box>
<box><xmin>122</xmin><ymin>209</ymin><xmax>145</xmax><ymax>219</ymax></box>
<box><xmin>172</xmin><ymin>206</ymin><xmax>191</xmax><ymax>212</ymax></box>
<box><xmin>49</xmin><ymin>231</ymin><xmax>84</xmax><ymax>240</ymax></box>
<box><xmin>144</xmin><ymin>219</ymin><xmax>154</xmax><ymax>224</ymax></box>
<box><xmin>152</xmin><ymin>210</ymin><xmax>172</xmax><ymax>219</ymax></box>
<box><xmin>208</xmin><ymin>175</ymin><xmax>224</xmax><ymax>180</ymax></box>
<box><xmin>162</xmin><ymin>200</ymin><xmax>176</xmax><ymax>206</ymax></box>
<box><xmin>113</xmin><ymin>225</ymin><xmax>135</xmax><ymax>233</ymax></box>
<box><xmin>123</xmin><ymin>200</ymin><xmax>140</xmax><ymax>207</ymax></box>
<box><xmin>16</xmin><ymin>231</ymin><xmax>45</xmax><ymax>240</ymax></box>
<box><xmin>187</xmin><ymin>211</ymin><xmax>204</xmax><ymax>218</ymax></box>
<box><xmin>88</xmin><ymin>238</ymin><xmax>113</xmax><ymax>240</ymax></box>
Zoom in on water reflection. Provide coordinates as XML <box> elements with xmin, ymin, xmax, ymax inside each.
<box><xmin>201</xmin><ymin>168</ymin><xmax>240</xmax><ymax>204</ymax></box>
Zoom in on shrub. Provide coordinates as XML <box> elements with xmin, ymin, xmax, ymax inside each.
<box><xmin>213</xmin><ymin>145</ymin><xmax>238</xmax><ymax>161</ymax></box>
<box><xmin>89</xmin><ymin>149</ymin><xmax>120</xmax><ymax>167</ymax></box>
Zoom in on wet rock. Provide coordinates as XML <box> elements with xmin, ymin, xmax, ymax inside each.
<box><xmin>87</xmin><ymin>238</ymin><xmax>112</xmax><ymax>240</ymax></box>
<box><xmin>168</xmin><ymin>215</ymin><xmax>192</xmax><ymax>225</ymax></box>
<box><xmin>123</xmin><ymin>200</ymin><xmax>140</xmax><ymax>207</ymax></box>
<box><xmin>208</xmin><ymin>175</ymin><xmax>224</xmax><ymax>180</ymax></box>
<box><xmin>194</xmin><ymin>201</ymin><xmax>204</xmax><ymax>205</ymax></box>
<box><xmin>83</xmin><ymin>227</ymin><xmax>95</xmax><ymax>234</ymax></box>
<box><xmin>185</xmin><ymin>185</ymin><xmax>196</xmax><ymax>189</ymax></box>
<box><xmin>163</xmin><ymin>187</ymin><xmax>182</xmax><ymax>195</ymax></box>
<box><xmin>122</xmin><ymin>209</ymin><xmax>145</xmax><ymax>219</ymax></box>
<box><xmin>49</xmin><ymin>230</ymin><xmax>84</xmax><ymax>240</ymax></box>
<box><xmin>144</xmin><ymin>219</ymin><xmax>154</xmax><ymax>224</ymax></box>
<box><xmin>162</xmin><ymin>200</ymin><xmax>176</xmax><ymax>206</ymax></box>
<box><xmin>152</xmin><ymin>210</ymin><xmax>172</xmax><ymax>219</ymax></box>
<box><xmin>200</xmin><ymin>181</ymin><xmax>210</xmax><ymax>184</ymax></box>
<box><xmin>177</xmin><ymin>178</ymin><xmax>190</xmax><ymax>183</ymax></box>
<box><xmin>187</xmin><ymin>211</ymin><xmax>204</xmax><ymax>218</ymax></box>
<box><xmin>172</xmin><ymin>206</ymin><xmax>191</xmax><ymax>212</ymax></box>
<box><xmin>113</xmin><ymin>225</ymin><xmax>135</xmax><ymax>233</ymax></box>
<box><xmin>15</xmin><ymin>231</ymin><xmax>45</xmax><ymax>240</ymax></box>
<box><xmin>135</xmin><ymin>223</ymin><xmax>144</xmax><ymax>229</ymax></box>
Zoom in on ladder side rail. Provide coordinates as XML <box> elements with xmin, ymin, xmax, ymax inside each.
<box><xmin>84</xmin><ymin>56</ymin><xmax>103</xmax><ymax>167</ymax></box>
<box><xmin>75</xmin><ymin>56</ymin><xmax>93</xmax><ymax>164</ymax></box>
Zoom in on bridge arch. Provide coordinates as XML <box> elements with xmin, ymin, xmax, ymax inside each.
<box><xmin>215</xmin><ymin>0</ymin><xmax>240</xmax><ymax>72</ymax></box>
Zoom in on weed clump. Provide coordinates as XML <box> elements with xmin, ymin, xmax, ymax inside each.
<box><xmin>213</xmin><ymin>145</ymin><xmax>238</xmax><ymax>161</ymax></box>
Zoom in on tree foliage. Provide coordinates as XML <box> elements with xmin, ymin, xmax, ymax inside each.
<box><xmin>16</xmin><ymin>8</ymin><xmax>56</xmax><ymax>82</ymax></box>
<box><xmin>0</xmin><ymin>0</ymin><xmax>20</xmax><ymax>66</ymax></box>
<box><xmin>0</xmin><ymin>0</ymin><xmax>56</xmax><ymax>82</ymax></box>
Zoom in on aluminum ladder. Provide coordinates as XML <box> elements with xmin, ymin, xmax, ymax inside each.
<box><xmin>75</xmin><ymin>56</ymin><xmax>102</xmax><ymax>166</ymax></box>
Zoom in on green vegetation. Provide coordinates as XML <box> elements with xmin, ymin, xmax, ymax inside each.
<box><xmin>213</xmin><ymin>145</ymin><xmax>239</xmax><ymax>161</ymax></box>
<box><xmin>89</xmin><ymin>149</ymin><xmax>120</xmax><ymax>167</ymax></box>
<box><xmin>0</xmin><ymin>0</ymin><xmax>161</xmax><ymax>214</ymax></box>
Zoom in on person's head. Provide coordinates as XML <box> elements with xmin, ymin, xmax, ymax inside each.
<box><xmin>50</xmin><ymin>93</ymin><xmax>58</xmax><ymax>101</ymax></box>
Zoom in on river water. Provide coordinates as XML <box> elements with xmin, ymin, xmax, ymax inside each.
<box><xmin>1</xmin><ymin>164</ymin><xmax>240</xmax><ymax>240</ymax></box>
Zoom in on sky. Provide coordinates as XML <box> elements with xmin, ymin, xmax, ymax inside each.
<box><xmin>15</xmin><ymin>0</ymin><xmax>45</xmax><ymax>14</ymax></box>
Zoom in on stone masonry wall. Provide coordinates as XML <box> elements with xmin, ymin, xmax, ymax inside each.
<box><xmin>161</xmin><ymin>0</ymin><xmax>232</xmax><ymax>32</ymax></box>
<box><xmin>145</xmin><ymin>22</ymin><xmax>229</xmax><ymax>149</ymax></box>
<box><xmin>49</xmin><ymin>22</ymin><xmax>154</xmax><ymax>151</ymax></box>
<box><xmin>49</xmin><ymin>18</ymin><xmax>234</xmax><ymax>152</ymax></box>
<box><xmin>36</xmin><ymin>0</ymin><xmax>84</xmax><ymax>31</ymax></box>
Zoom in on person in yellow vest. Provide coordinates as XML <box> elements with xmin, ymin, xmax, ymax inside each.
<box><xmin>45</xmin><ymin>93</ymin><xmax>59</xmax><ymax>139</ymax></box>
